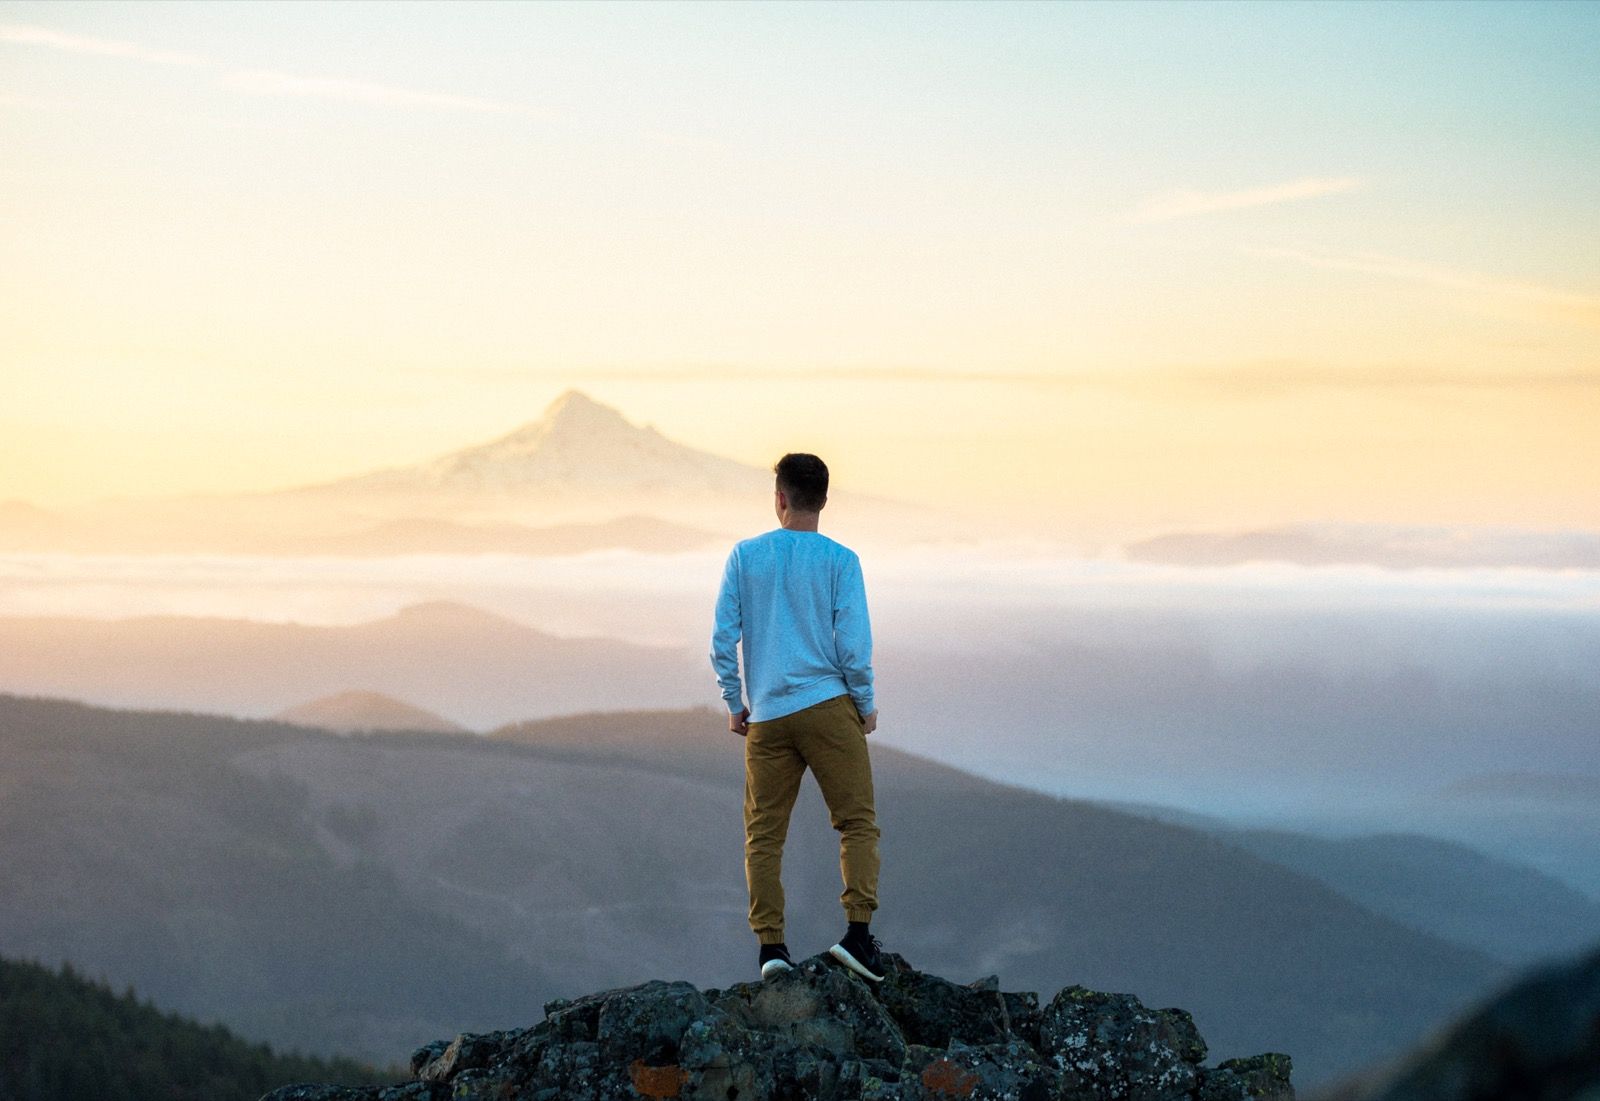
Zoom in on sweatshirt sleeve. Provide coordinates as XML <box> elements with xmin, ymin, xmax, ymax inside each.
<box><xmin>709</xmin><ymin>546</ymin><xmax>746</xmax><ymax>714</ymax></box>
<box><xmin>833</xmin><ymin>551</ymin><xmax>876</xmax><ymax>717</ymax></box>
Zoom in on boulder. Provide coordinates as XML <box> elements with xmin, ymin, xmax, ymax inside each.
<box><xmin>1038</xmin><ymin>984</ymin><xmax>1210</xmax><ymax>1101</ymax></box>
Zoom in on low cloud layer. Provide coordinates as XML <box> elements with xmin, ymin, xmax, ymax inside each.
<box><xmin>1121</xmin><ymin>521</ymin><xmax>1600</xmax><ymax>571</ymax></box>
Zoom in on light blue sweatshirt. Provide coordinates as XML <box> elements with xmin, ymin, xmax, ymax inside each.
<box><xmin>710</xmin><ymin>528</ymin><xmax>876</xmax><ymax>724</ymax></box>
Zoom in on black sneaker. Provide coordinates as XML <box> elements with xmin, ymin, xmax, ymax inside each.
<box><xmin>829</xmin><ymin>926</ymin><xmax>885</xmax><ymax>982</ymax></box>
<box><xmin>759</xmin><ymin>942</ymin><xmax>794</xmax><ymax>980</ymax></box>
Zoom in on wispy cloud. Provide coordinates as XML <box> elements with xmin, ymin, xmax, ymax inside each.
<box><xmin>1159</xmin><ymin>361</ymin><xmax>1600</xmax><ymax>396</ymax></box>
<box><xmin>1</xmin><ymin>20</ymin><xmax>542</xmax><ymax>116</ymax></box>
<box><xmin>0</xmin><ymin>21</ymin><xmax>208</xmax><ymax>67</ymax></box>
<box><xmin>414</xmin><ymin>361</ymin><xmax>1600</xmax><ymax>394</ymax></box>
<box><xmin>1130</xmin><ymin>176</ymin><xmax>1362</xmax><ymax>224</ymax></box>
<box><xmin>1248</xmin><ymin>245</ymin><xmax>1600</xmax><ymax>330</ymax></box>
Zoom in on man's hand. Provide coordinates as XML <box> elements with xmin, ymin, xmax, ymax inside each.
<box><xmin>862</xmin><ymin>709</ymin><xmax>878</xmax><ymax>736</ymax></box>
<box><xmin>729</xmin><ymin>708</ymin><xmax>750</xmax><ymax>737</ymax></box>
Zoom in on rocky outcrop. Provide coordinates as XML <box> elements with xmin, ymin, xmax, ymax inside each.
<box><xmin>259</xmin><ymin>952</ymin><xmax>1292</xmax><ymax>1101</ymax></box>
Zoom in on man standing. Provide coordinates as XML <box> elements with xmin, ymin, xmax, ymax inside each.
<box><xmin>710</xmin><ymin>453</ymin><xmax>885</xmax><ymax>983</ymax></box>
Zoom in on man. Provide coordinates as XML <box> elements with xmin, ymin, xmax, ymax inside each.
<box><xmin>710</xmin><ymin>452</ymin><xmax>885</xmax><ymax>983</ymax></box>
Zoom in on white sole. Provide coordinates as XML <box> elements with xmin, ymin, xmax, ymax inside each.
<box><xmin>828</xmin><ymin>944</ymin><xmax>884</xmax><ymax>982</ymax></box>
<box><xmin>760</xmin><ymin>959</ymin><xmax>794</xmax><ymax>979</ymax></box>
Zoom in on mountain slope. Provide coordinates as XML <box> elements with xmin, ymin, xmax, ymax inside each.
<box><xmin>1307</xmin><ymin>939</ymin><xmax>1600</xmax><ymax>1101</ymax></box>
<box><xmin>0</xmin><ymin>692</ymin><xmax>1509</xmax><ymax>1089</ymax></box>
<box><xmin>0</xmin><ymin>953</ymin><xmax>395</xmax><ymax>1101</ymax></box>
<box><xmin>0</xmin><ymin>694</ymin><xmax>561</xmax><ymax>1065</ymax></box>
<box><xmin>1209</xmin><ymin>827</ymin><xmax>1600</xmax><ymax>968</ymax></box>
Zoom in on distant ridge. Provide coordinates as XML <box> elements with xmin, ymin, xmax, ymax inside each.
<box><xmin>274</xmin><ymin>689</ymin><xmax>472</xmax><ymax>736</ymax></box>
<box><xmin>377</xmin><ymin>599</ymin><xmax>532</xmax><ymax>633</ymax></box>
<box><xmin>0</xmin><ymin>600</ymin><xmax>704</xmax><ymax>728</ymax></box>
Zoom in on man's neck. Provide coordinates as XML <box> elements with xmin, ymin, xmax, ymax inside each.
<box><xmin>779</xmin><ymin>513</ymin><xmax>820</xmax><ymax>532</ymax></box>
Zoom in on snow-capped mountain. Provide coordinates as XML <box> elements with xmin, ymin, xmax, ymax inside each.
<box><xmin>299</xmin><ymin>390</ymin><xmax>769</xmax><ymax>497</ymax></box>
<box><xmin>10</xmin><ymin>390</ymin><xmax>955</xmax><ymax>553</ymax></box>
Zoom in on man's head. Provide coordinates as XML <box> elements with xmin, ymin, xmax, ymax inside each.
<box><xmin>774</xmin><ymin>453</ymin><xmax>828</xmax><ymax>515</ymax></box>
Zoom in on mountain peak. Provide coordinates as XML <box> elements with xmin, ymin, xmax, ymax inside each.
<box><xmin>541</xmin><ymin>388</ymin><xmax>618</xmax><ymax>423</ymax></box>
<box><xmin>289</xmin><ymin>387</ymin><xmax>772</xmax><ymax>502</ymax></box>
<box><xmin>388</xmin><ymin>388</ymin><xmax>765</xmax><ymax>496</ymax></box>
<box><xmin>274</xmin><ymin>689</ymin><xmax>471</xmax><ymax>736</ymax></box>
<box><xmin>484</xmin><ymin>390</ymin><xmax>655</xmax><ymax>459</ymax></box>
<box><xmin>382</xmin><ymin>601</ymin><xmax>527</xmax><ymax>632</ymax></box>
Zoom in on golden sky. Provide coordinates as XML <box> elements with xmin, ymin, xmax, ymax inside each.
<box><xmin>2</xmin><ymin>2</ymin><xmax>1597</xmax><ymax>541</ymax></box>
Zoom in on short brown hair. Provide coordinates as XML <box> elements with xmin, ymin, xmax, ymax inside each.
<box><xmin>774</xmin><ymin>453</ymin><xmax>828</xmax><ymax>512</ymax></box>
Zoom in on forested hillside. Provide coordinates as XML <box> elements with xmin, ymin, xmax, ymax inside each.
<box><xmin>0</xmin><ymin>953</ymin><xmax>396</xmax><ymax>1101</ymax></box>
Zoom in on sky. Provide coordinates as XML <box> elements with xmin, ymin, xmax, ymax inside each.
<box><xmin>2</xmin><ymin>0</ymin><xmax>1598</xmax><ymax>542</ymax></box>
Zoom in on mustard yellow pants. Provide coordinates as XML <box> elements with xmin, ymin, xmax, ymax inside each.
<box><xmin>743</xmin><ymin>692</ymin><xmax>880</xmax><ymax>945</ymax></box>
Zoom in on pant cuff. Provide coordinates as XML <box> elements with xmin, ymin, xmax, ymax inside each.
<box><xmin>845</xmin><ymin>906</ymin><xmax>875</xmax><ymax>923</ymax></box>
<box><xmin>756</xmin><ymin>929</ymin><xmax>787</xmax><ymax>945</ymax></box>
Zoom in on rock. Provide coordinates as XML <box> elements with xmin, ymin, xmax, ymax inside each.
<box><xmin>258</xmin><ymin>952</ymin><xmax>1295</xmax><ymax>1101</ymax></box>
<box><xmin>1038</xmin><ymin>984</ymin><xmax>1208</xmax><ymax>1101</ymax></box>
<box><xmin>711</xmin><ymin>955</ymin><xmax>907</xmax><ymax>1065</ymax></box>
<box><xmin>412</xmin><ymin>1029</ymin><xmax>524</xmax><ymax>1083</ymax></box>
<box><xmin>596</xmin><ymin>980</ymin><xmax>715</xmax><ymax>1065</ymax></box>
<box><xmin>873</xmin><ymin>953</ymin><xmax>1012</xmax><ymax>1050</ymax></box>
<box><xmin>1197</xmin><ymin>1054</ymin><xmax>1295</xmax><ymax>1101</ymax></box>
<box><xmin>408</xmin><ymin>1039</ymin><xmax>450</xmax><ymax>1079</ymax></box>
<box><xmin>1002</xmin><ymin>989</ymin><xmax>1044</xmax><ymax>1051</ymax></box>
<box><xmin>259</xmin><ymin>1087</ymin><xmax>448</xmax><ymax>1101</ymax></box>
<box><xmin>903</xmin><ymin>1038</ymin><xmax>1066</xmax><ymax>1100</ymax></box>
